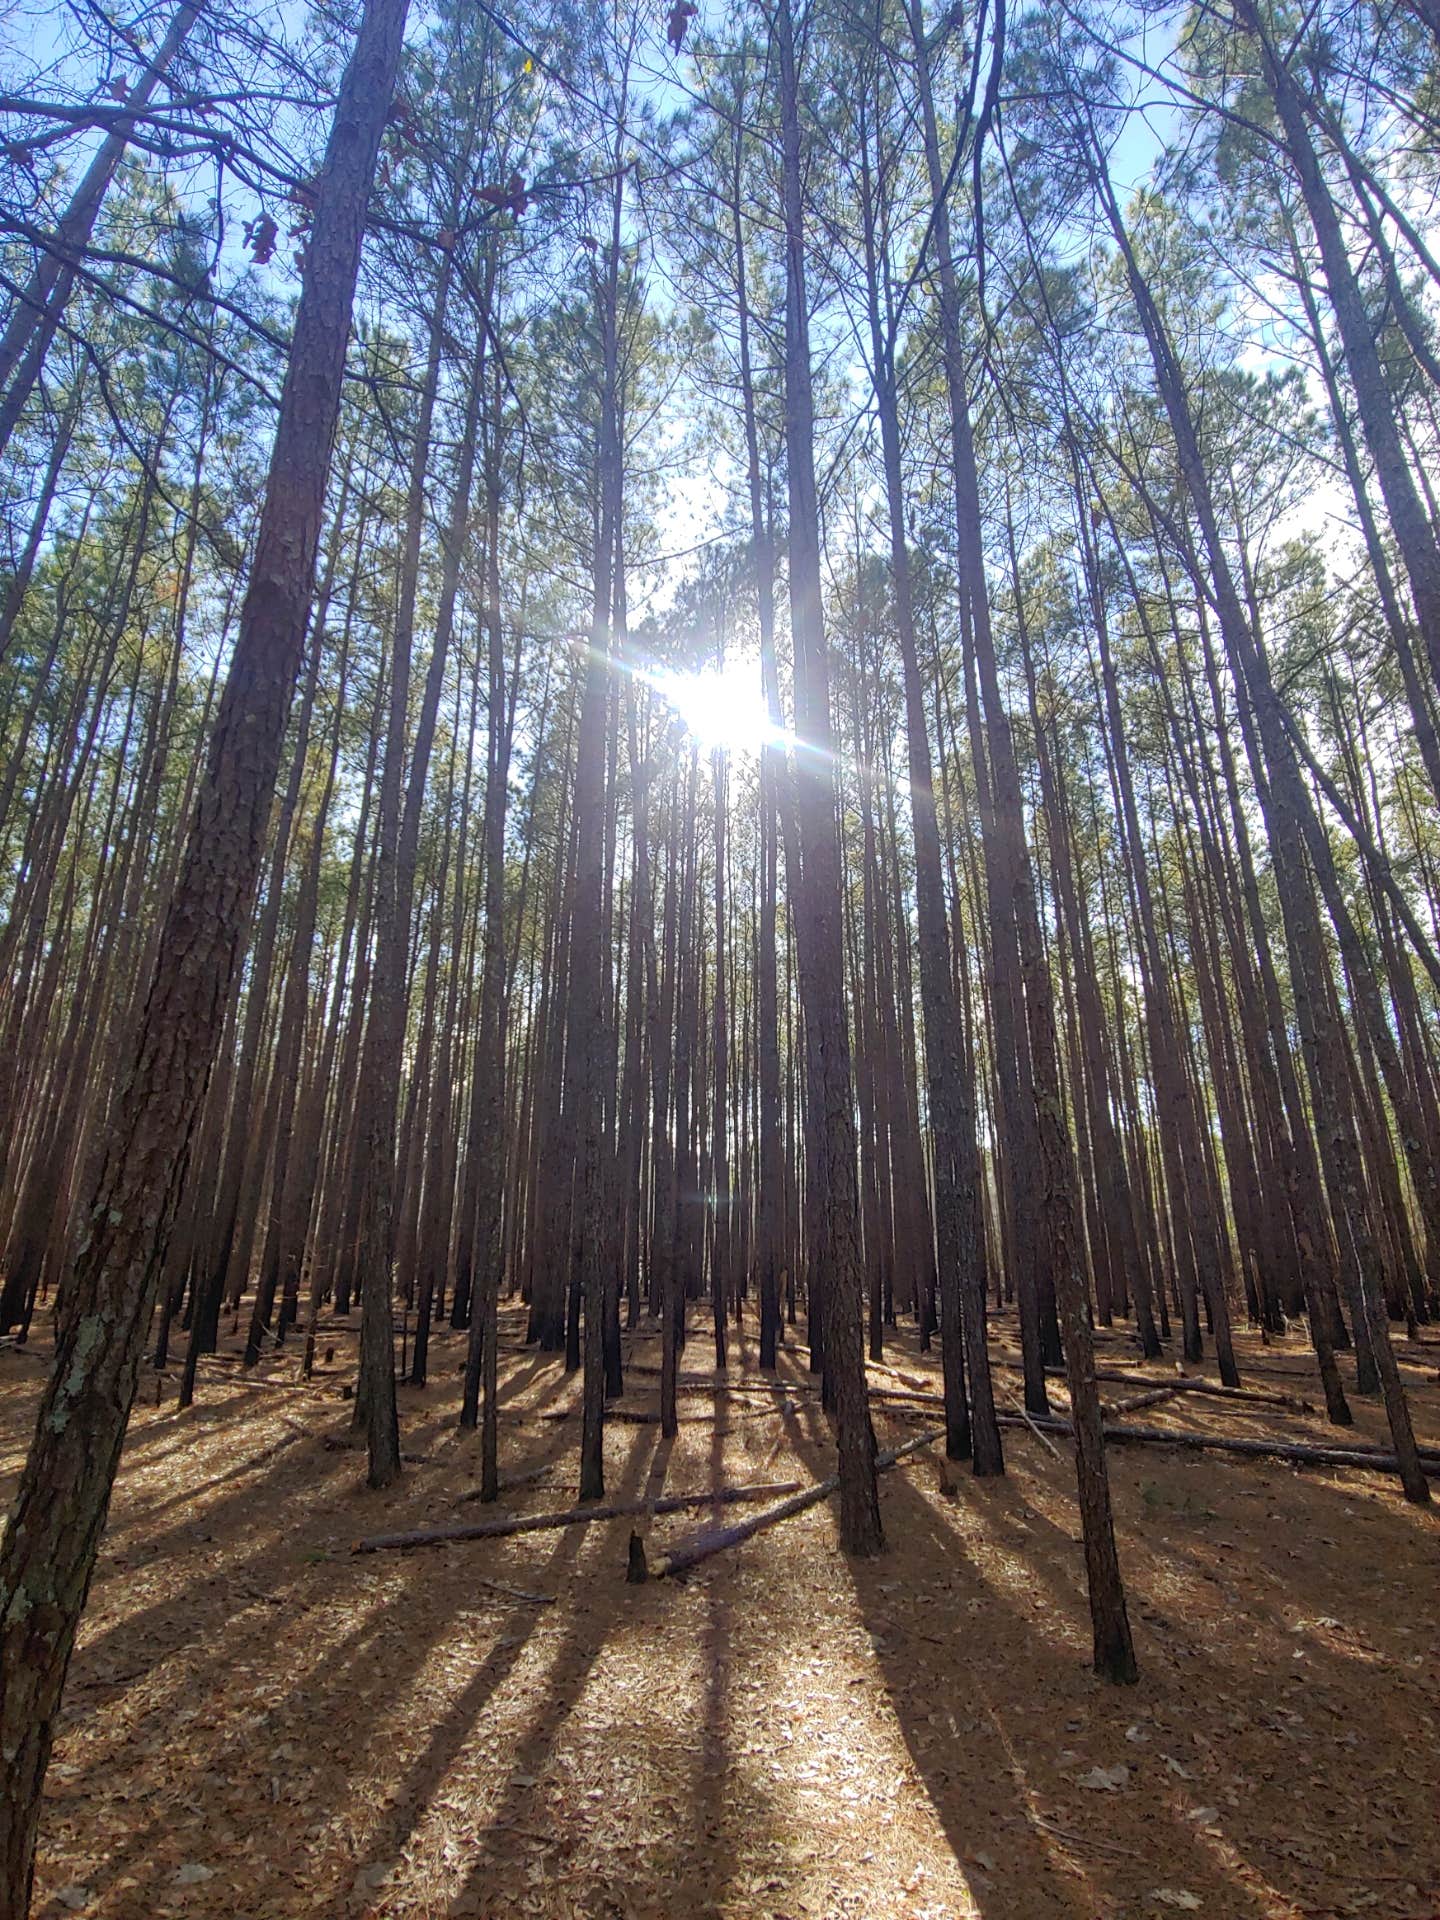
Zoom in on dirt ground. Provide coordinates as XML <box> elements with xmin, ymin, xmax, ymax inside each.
<box><xmin>1</xmin><ymin>1303</ymin><xmax>1437</xmax><ymax>1920</ymax></box>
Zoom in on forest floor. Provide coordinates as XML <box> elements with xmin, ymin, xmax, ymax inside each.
<box><xmin>1</xmin><ymin>1304</ymin><xmax>1438</xmax><ymax>1920</ymax></box>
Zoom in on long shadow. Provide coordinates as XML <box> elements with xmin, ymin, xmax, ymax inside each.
<box><xmin>622</xmin><ymin>1387</ymin><xmax>813</xmax><ymax>1918</ymax></box>
<box><xmin>54</xmin><ymin>1368</ymin><xmax>535</xmax><ymax>1722</ymax></box>
<box><xmin>65</xmin><ymin>1380</ymin><xmax>269</xmax><ymax>1465</ymax></box>
<box><xmin>836</xmin><ymin>1403</ymin><xmax>1440</xmax><ymax>1919</ymax></box>
<box><xmin>766</xmin><ymin>1385</ymin><xmax>1207</xmax><ymax>1913</ymax></box>
<box><xmin>349</xmin><ymin>1426</ymin><xmax>667</xmax><ymax>1904</ymax></box>
<box><xmin>53</xmin><ymin>1382</ymin><xmax>619</xmax><ymax>1911</ymax></box>
<box><xmin>46</xmin><ymin>1446</ymin><xmax>433</xmax><ymax>1901</ymax></box>
<box><xmin>441</xmin><ymin>1427</ymin><xmax>674</xmax><ymax>1916</ymax></box>
<box><xmin>67</xmin><ymin>1345</ymin><xmax>587</xmax><ymax>1717</ymax></box>
<box><xmin>96</xmin><ymin>1422</ymin><xmax>311</xmax><ymax>1538</ymax></box>
<box><xmin>695</xmin><ymin>1386</ymin><xmax>742</xmax><ymax>1899</ymax></box>
<box><xmin>6</xmin><ymin>1321</ymin><xmax>624</xmax><ymax>1901</ymax></box>
<box><xmin>57</xmin><ymin>1413</ymin><xmax>361</xmax><ymax>1685</ymax></box>
<box><xmin>71</xmin><ymin>1561</ymin><xmax>439</xmax><ymax>1910</ymax></box>
<box><xmin>20</xmin><ymin>1315</ymin><xmax>1438</xmax><ymax>1920</ymax></box>
<box><xmin>839</xmin><ymin>1446</ymin><xmax>1279</xmax><ymax>1919</ymax></box>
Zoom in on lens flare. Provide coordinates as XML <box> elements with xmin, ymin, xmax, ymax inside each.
<box><xmin>649</xmin><ymin>659</ymin><xmax>791</xmax><ymax>757</ymax></box>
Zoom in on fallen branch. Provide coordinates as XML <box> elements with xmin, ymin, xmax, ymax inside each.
<box><xmin>675</xmin><ymin>1382</ymin><xmax>811</xmax><ymax>1405</ymax></box>
<box><xmin>1247</xmin><ymin>1354</ymin><xmax>1439</xmax><ymax>1384</ymax></box>
<box><xmin>201</xmin><ymin>1367</ymin><xmax>332</xmax><ymax>1397</ymax></box>
<box><xmin>867</xmin><ymin>1360</ymin><xmax>933</xmax><ymax>1394</ymax></box>
<box><xmin>457</xmin><ymin>1461</ymin><xmax>561</xmax><ymax>1504</ymax></box>
<box><xmin>317</xmin><ymin>1430</ymin><xmax>430</xmax><ymax>1464</ymax></box>
<box><xmin>1031</xmin><ymin>1814</ymin><xmax>1141</xmax><ymax>1860</ymax></box>
<box><xmin>627</xmin><ymin>1428</ymin><xmax>944</xmax><ymax>1582</ymax></box>
<box><xmin>621</xmin><ymin>1363</ymin><xmax>811</xmax><ymax>1398</ymax></box>
<box><xmin>351</xmin><ymin>1479</ymin><xmax>803</xmax><ymax>1554</ymax></box>
<box><xmin>1001</xmin><ymin>1388</ymin><xmax>1065</xmax><ymax>1460</ymax></box>
<box><xmin>1101</xmin><ymin>1386</ymin><xmax>1184</xmax><ymax>1418</ymax></box>
<box><xmin>1129</xmin><ymin>1375</ymin><xmax>1313</xmax><ymax>1413</ymax></box>
<box><xmin>867</xmin><ymin>1386</ymin><xmax>944</xmax><ymax>1408</ymax></box>
<box><xmin>532</xmin><ymin>1402</ymin><xmax>787</xmax><ymax>1427</ymax></box>
<box><xmin>997</xmin><ymin>1360</ymin><xmax>1314</xmax><ymax>1414</ymax></box>
<box><xmin>995</xmin><ymin>1414</ymin><xmax>1440</xmax><ymax>1478</ymax></box>
<box><xmin>535</xmin><ymin>1406</ymin><xmax>662</xmax><ymax>1424</ymax></box>
<box><xmin>472</xmin><ymin>1576</ymin><xmax>554</xmax><ymax>1605</ymax></box>
<box><xmin>0</xmin><ymin>1337</ymin><xmax>47</xmax><ymax>1360</ymax></box>
<box><xmin>859</xmin><ymin>1374</ymin><xmax>1316</xmax><ymax>1433</ymax></box>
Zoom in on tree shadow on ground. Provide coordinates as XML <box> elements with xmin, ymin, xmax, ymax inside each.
<box><xmin>826</xmin><ymin>1366</ymin><xmax>1440</xmax><ymax>1920</ymax></box>
<box><xmin>5</xmin><ymin>1308</ymin><xmax>1438</xmax><ymax>1920</ymax></box>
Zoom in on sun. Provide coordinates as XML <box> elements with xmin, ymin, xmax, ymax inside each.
<box><xmin>650</xmin><ymin>657</ymin><xmax>790</xmax><ymax>758</ymax></box>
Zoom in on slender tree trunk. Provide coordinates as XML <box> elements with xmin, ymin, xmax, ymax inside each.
<box><xmin>775</xmin><ymin>0</ymin><xmax>882</xmax><ymax>1554</ymax></box>
<box><xmin>0</xmin><ymin>0</ymin><xmax>409</xmax><ymax>1899</ymax></box>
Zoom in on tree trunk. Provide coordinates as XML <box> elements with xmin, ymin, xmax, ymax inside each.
<box><xmin>0</xmin><ymin>3</ymin><xmax>410</xmax><ymax>1899</ymax></box>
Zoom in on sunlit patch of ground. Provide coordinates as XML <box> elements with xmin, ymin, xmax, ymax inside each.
<box><xmin>2</xmin><ymin>1303</ymin><xmax>1437</xmax><ymax>1920</ymax></box>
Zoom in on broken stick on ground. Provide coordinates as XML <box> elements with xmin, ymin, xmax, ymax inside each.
<box><xmin>626</xmin><ymin>1429</ymin><xmax>945</xmax><ymax>1582</ymax></box>
<box><xmin>352</xmin><ymin>1479</ymin><xmax>803</xmax><ymax>1554</ymax></box>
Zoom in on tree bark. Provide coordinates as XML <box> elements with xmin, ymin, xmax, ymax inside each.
<box><xmin>0</xmin><ymin>2</ymin><xmax>410</xmax><ymax>1899</ymax></box>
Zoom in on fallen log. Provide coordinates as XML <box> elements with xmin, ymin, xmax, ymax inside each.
<box><xmin>456</xmin><ymin>1461</ymin><xmax>562</xmax><ymax>1505</ymax></box>
<box><xmin>1241</xmin><ymin>1355</ymin><xmax>1437</xmax><ymax>1384</ymax></box>
<box><xmin>995</xmin><ymin>1360</ymin><xmax>1314</xmax><ymax>1413</ymax></box>
<box><xmin>1132</xmin><ymin>1376</ymin><xmax>1313</xmax><ymax>1413</ymax></box>
<box><xmin>1000</xmin><ymin>1388</ymin><xmax>1064</xmax><ymax>1460</ymax></box>
<box><xmin>352</xmin><ymin>1479</ymin><xmax>803</xmax><ymax>1554</ymax></box>
<box><xmin>994</xmin><ymin>1414</ymin><xmax>1440</xmax><ymax>1478</ymax></box>
<box><xmin>1101</xmin><ymin>1386</ymin><xmax>1185</xmax><ymax>1418</ymax></box>
<box><xmin>198</xmin><ymin>1366</ymin><xmax>333</xmax><ymax>1398</ymax></box>
<box><xmin>532</xmin><ymin>1402</ymin><xmax>788</xmax><ymax>1427</ymax></box>
<box><xmin>672</xmin><ymin>1383</ymin><xmax>814</xmax><ymax>1406</ymax></box>
<box><xmin>536</xmin><ymin>1407</ymin><xmax>662</xmax><ymax>1424</ymax></box>
<box><xmin>621</xmin><ymin>1363</ymin><xmax>809</xmax><ymax>1396</ymax></box>
<box><xmin>857</xmin><ymin>1377</ymin><xmax>1317</xmax><ymax>1429</ymax></box>
<box><xmin>627</xmin><ymin>1428</ymin><xmax>944</xmax><ymax>1582</ymax></box>
<box><xmin>867</xmin><ymin>1360</ymin><xmax>933</xmax><ymax>1394</ymax></box>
